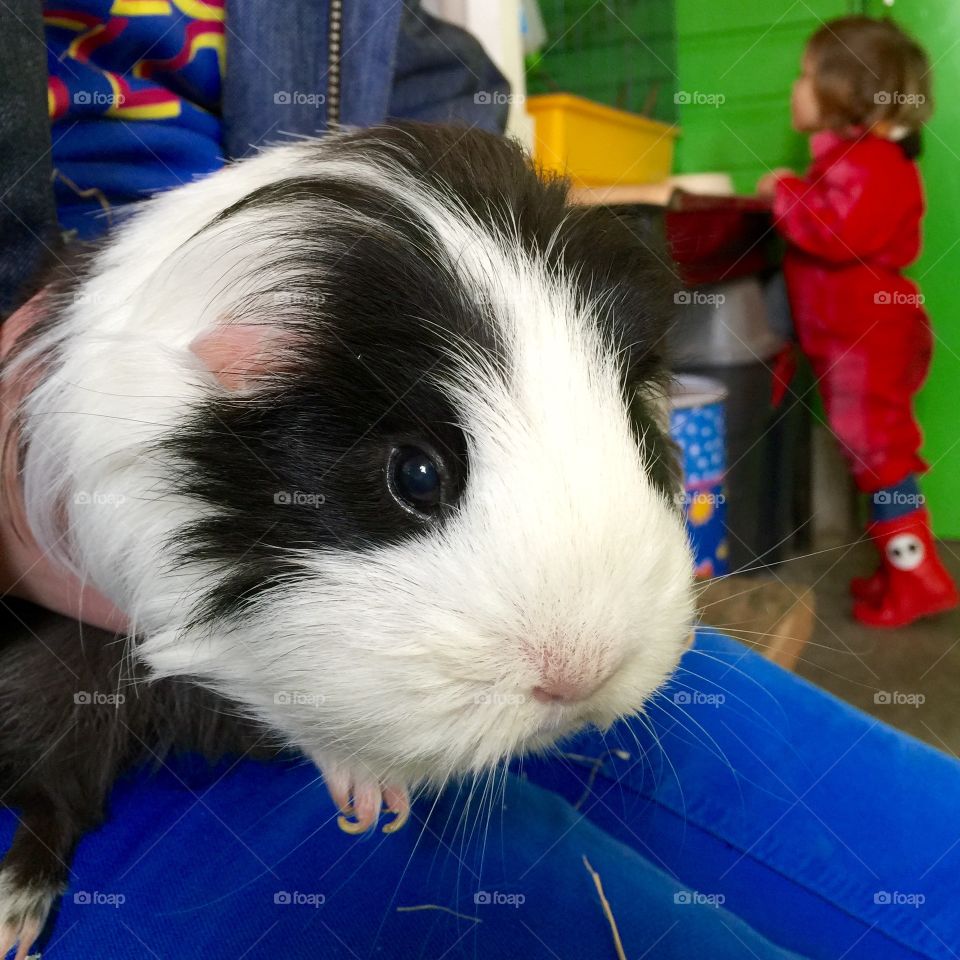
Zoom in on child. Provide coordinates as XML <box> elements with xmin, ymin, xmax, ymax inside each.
<box><xmin>757</xmin><ymin>16</ymin><xmax>957</xmax><ymax>628</ymax></box>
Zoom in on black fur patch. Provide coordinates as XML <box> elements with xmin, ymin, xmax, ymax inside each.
<box><xmin>0</xmin><ymin>599</ymin><xmax>273</xmax><ymax>951</ymax></box>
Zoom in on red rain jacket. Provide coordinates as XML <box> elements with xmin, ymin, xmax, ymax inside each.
<box><xmin>772</xmin><ymin>129</ymin><xmax>932</xmax><ymax>492</ymax></box>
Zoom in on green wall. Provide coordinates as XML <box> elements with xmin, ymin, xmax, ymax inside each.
<box><xmin>674</xmin><ymin>0</ymin><xmax>856</xmax><ymax>192</ymax></box>
<box><xmin>872</xmin><ymin>0</ymin><xmax>960</xmax><ymax>537</ymax></box>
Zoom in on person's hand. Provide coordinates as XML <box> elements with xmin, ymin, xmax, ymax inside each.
<box><xmin>0</xmin><ymin>507</ymin><xmax>129</xmax><ymax>633</ymax></box>
<box><xmin>1</xmin><ymin>293</ymin><xmax>129</xmax><ymax>634</ymax></box>
<box><xmin>756</xmin><ymin>168</ymin><xmax>795</xmax><ymax>200</ymax></box>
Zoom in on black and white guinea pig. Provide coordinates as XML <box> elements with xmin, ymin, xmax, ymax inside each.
<box><xmin>2</xmin><ymin>121</ymin><xmax>693</xmax><ymax>938</ymax></box>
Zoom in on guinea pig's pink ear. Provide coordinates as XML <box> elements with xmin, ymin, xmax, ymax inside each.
<box><xmin>188</xmin><ymin>323</ymin><xmax>293</xmax><ymax>392</ymax></box>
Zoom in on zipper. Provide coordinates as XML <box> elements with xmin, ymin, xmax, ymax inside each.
<box><xmin>327</xmin><ymin>0</ymin><xmax>343</xmax><ymax>129</ymax></box>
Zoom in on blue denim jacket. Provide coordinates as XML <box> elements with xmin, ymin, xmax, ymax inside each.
<box><xmin>224</xmin><ymin>0</ymin><xmax>509</xmax><ymax>158</ymax></box>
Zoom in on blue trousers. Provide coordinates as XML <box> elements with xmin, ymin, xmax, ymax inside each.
<box><xmin>8</xmin><ymin>630</ymin><xmax>959</xmax><ymax>959</ymax></box>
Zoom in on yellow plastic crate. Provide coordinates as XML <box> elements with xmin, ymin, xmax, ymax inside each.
<box><xmin>526</xmin><ymin>93</ymin><xmax>679</xmax><ymax>187</ymax></box>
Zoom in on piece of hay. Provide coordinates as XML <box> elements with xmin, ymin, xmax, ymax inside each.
<box><xmin>583</xmin><ymin>856</ymin><xmax>627</xmax><ymax>960</ymax></box>
<box><xmin>561</xmin><ymin>750</ymin><xmax>631</xmax><ymax>810</ymax></box>
<box><xmin>396</xmin><ymin>905</ymin><xmax>482</xmax><ymax>923</ymax></box>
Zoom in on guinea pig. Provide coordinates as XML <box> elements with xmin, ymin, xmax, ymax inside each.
<box><xmin>0</xmin><ymin>122</ymin><xmax>693</xmax><ymax>954</ymax></box>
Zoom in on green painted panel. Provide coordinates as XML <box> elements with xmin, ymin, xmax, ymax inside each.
<box><xmin>675</xmin><ymin>101</ymin><xmax>808</xmax><ymax>177</ymax></box>
<box><xmin>674</xmin><ymin>0</ymin><xmax>848</xmax><ymax>181</ymax></box>
<box><xmin>537</xmin><ymin>0</ymin><xmax>675</xmax><ymax>43</ymax></box>
<box><xmin>676</xmin><ymin>26</ymin><xmax>811</xmax><ymax>100</ymax></box>
<box><xmin>677</xmin><ymin>0</ymin><xmax>852</xmax><ymax>34</ymax></box>
<box><xmin>534</xmin><ymin>42</ymin><xmax>675</xmax><ymax>87</ymax></box>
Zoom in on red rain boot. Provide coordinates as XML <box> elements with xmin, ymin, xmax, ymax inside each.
<box><xmin>850</xmin><ymin>566</ymin><xmax>885</xmax><ymax>603</ymax></box>
<box><xmin>853</xmin><ymin>509</ymin><xmax>959</xmax><ymax>628</ymax></box>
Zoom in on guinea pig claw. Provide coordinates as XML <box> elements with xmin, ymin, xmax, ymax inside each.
<box><xmin>311</xmin><ymin>756</ymin><xmax>409</xmax><ymax>836</ymax></box>
<box><xmin>336</xmin><ymin>812</ymin><xmax>371</xmax><ymax>835</ymax></box>
<box><xmin>382</xmin><ymin>805</ymin><xmax>410</xmax><ymax>834</ymax></box>
<box><xmin>381</xmin><ymin>785</ymin><xmax>411</xmax><ymax>834</ymax></box>
<box><xmin>334</xmin><ymin>785</ymin><xmax>410</xmax><ymax>835</ymax></box>
<box><xmin>335</xmin><ymin>782</ymin><xmax>383</xmax><ymax>835</ymax></box>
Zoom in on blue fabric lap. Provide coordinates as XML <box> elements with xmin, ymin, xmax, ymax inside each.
<box><xmin>11</xmin><ymin>756</ymin><xmax>800</xmax><ymax>959</ymax></box>
<box><xmin>4</xmin><ymin>629</ymin><xmax>957</xmax><ymax>958</ymax></box>
<box><xmin>524</xmin><ymin>630</ymin><xmax>960</xmax><ymax>959</ymax></box>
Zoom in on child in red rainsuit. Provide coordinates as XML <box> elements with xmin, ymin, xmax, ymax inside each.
<box><xmin>757</xmin><ymin>15</ymin><xmax>957</xmax><ymax>628</ymax></box>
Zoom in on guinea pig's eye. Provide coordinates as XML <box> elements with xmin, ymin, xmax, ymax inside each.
<box><xmin>387</xmin><ymin>445</ymin><xmax>448</xmax><ymax>518</ymax></box>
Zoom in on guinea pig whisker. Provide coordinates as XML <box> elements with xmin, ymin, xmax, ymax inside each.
<box><xmin>631</xmin><ymin>710</ymin><xmax>687</xmax><ymax>821</ymax></box>
<box><xmin>694</xmin><ymin>528</ymin><xmax>863</xmax><ymax>595</ymax></box>
<box><xmin>645</xmin><ymin>694</ymin><xmax>741</xmax><ymax>798</ymax></box>
<box><xmin>699</xmin><ymin>622</ymin><xmax>856</xmax><ymax>659</ymax></box>
<box><xmin>675</xmin><ymin>652</ymin><xmax>790</xmax><ymax>713</ymax></box>
<box><xmin>669</xmin><ymin>667</ymin><xmax>786</xmax><ymax>734</ymax></box>
<box><xmin>22</xmin><ymin>409</ymin><xmax>178</xmax><ymax>431</ymax></box>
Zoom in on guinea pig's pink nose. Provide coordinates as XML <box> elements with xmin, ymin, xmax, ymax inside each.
<box><xmin>531</xmin><ymin>677</ymin><xmax>601</xmax><ymax>705</ymax></box>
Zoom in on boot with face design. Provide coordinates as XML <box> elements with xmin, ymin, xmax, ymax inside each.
<box><xmin>850</xmin><ymin>563</ymin><xmax>885</xmax><ymax>604</ymax></box>
<box><xmin>853</xmin><ymin>509</ymin><xmax>959</xmax><ymax>628</ymax></box>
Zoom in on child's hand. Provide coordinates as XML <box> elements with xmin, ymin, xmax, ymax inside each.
<box><xmin>756</xmin><ymin>168</ymin><xmax>795</xmax><ymax>199</ymax></box>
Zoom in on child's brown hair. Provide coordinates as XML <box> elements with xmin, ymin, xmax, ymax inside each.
<box><xmin>807</xmin><ymin>16</ymin><xmax>932</xmax><ymax>133</ymax></box>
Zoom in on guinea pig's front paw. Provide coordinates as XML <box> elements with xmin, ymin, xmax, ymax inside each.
<box><xmin>310</xmin><ymin>756</ymin><xmax>410</xmax><ymax>836</ymax></box>
<box><xmin>337</xmin><ymin>782</ymin><xmax>410</xmax><ymax>837</ymax></box>
<box><xmin>0</xmin><ymin>869</ymin><xmax>58</xmax><ymax>960</ymax></box>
